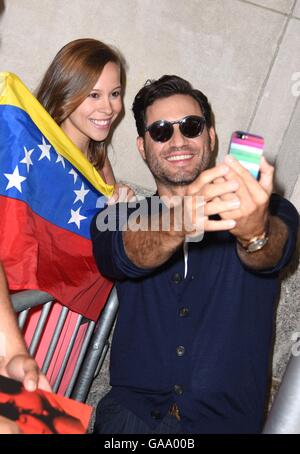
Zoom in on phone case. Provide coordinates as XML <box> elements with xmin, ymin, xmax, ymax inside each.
<box><xmin>229</xmin><ymin>131</ymin><xmax>264</xmax><ymax>179</ymax></box>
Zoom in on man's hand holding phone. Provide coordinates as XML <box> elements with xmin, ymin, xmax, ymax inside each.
<box><xmin>212</xmin><ymin>131</ymin><xmax>274</xmax><ymax>246</ymax></box>
<box><xmin>220</xmin><ymin>154</ymin><xmax>273</xmax><ymax>242</ymax></box>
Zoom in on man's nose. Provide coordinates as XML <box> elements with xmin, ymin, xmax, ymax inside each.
<box><xmin>169</xmin><ymin>124</ymin><xmax>187</xmax><ymax>146</ymax></box>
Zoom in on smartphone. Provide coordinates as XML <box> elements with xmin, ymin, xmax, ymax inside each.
<box><xmin>228</xmin><ymin>131</ymin><xmax>264</xmax><ymax>179</ymax></box>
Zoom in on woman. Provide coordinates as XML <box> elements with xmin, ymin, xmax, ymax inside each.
<box><xmin>36</xmin><ymin>38</ymin><xmax>134</xmax><ymax>200</ymax></box>
<box><xmin>23</xmin><ymin>38</ymin><xmax>133</xmax><ymax>394</ymax></box>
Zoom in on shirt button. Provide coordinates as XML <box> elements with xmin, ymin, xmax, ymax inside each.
<box><xmin>176</xmin><ymin>346</ymin><xmax>185</xmax><ymax>357</ymax></box>
<box><xmin>172</xmin><ymin>272</ymin><xmax>182</xmax><ymax>284</ymax></box>
<box><xmin>174</xmin><ymin>384</ymin><xmax>184</xmax><ymax>395</ymax></box>
<box><xmin>179</xmin><ymin>307</ymin><xmax>189</xmax><ymax>317</ymax></box>
<box><xmin>150</xmin><ymin>410</ymin><xmax>161</xmax><ymax>420</ymax></box>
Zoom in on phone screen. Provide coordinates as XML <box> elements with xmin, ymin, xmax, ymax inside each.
<box><xmin>229</xmin><ymin>131</ymin><xmax>264</xmax><ymax>179</ymax></box>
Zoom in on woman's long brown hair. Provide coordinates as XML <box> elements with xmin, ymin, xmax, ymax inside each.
<box><xmin>36</xmin><ymin>38</ymin><xmax>125</xmax><ymax>170</ymax></box>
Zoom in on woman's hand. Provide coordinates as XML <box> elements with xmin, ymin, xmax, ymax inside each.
<box><xmin>107</xmin><ymin>183</ymin><xmax>136</xmax><ymax>204</ymax></box>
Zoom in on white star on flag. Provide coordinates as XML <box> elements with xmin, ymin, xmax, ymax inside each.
<box><xmin>56</xmin><ymin>153</ymin><xmax>66</xmax><ymax>168</ymax></box>
<box><xmin>73</xmin><ymin>183</ymin><xmax>90</xmax><ymax>204</ymax></box>
<box><xmin>38</xmin><ymin>136</ymin><xmax>51</xmax><ymax>161</ymax></box>
<box><xmin>69</xmin><ymin>168</ymin><xmax>78</xmax><ymax>184</ymax></box>
<box><xmin>4</xmin><ymin>165</ymin><xmax>27</xmax><ymax>193</ymax></box>
<box><xmin>68</xmin><ymin>207</ymin><xmax>87</xmax><ymax>229</ymax></box>
<box><xmin>20</xmin><ymin>146</ymin><xmax>34</xmax><ymax>172</ymax></box>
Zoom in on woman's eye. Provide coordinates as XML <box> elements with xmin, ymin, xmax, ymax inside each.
<box><xmin>89</xmin><ymin>92</ymin><xmax>99</xmax><ymax>99</ymax></box>
<box><xmin>112</xmin><ymin>90</ymin><xmax>121</xmax><ymax>98</ymax></box>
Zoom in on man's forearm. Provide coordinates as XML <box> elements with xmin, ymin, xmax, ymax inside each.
<box><xmin>236</xmin><ymin>216</ymin><xmax>289</xmax><ymax>270</ymax></box>
<box><xmin>123</xmin><ymin>211</ymin><xmax>185</xmax><ymax>269</ymax></box>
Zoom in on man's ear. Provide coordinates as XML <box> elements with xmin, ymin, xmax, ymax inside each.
<box><xmin>208</xmin><ymin>127</ymin><xmax>216</xmax><ymax>152</ymax></box>
<box><xmin>137</xmin><ymin>136</ymin><xmax>146</xmax><ymax>160</ymax></box>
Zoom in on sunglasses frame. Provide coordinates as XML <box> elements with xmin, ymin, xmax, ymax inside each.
<box><xmin>144</xmin><ymin>115</ymin><xmax>206</xmax><ymax>143</ymax></box>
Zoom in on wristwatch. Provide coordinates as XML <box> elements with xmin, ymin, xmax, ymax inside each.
<box><xmin>237</xmin><ymin>229</ymin><xmax>269</xmax><ymax>253</ymax></box>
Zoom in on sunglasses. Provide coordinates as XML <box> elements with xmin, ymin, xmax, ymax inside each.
<box><xmin>144</xmin><ymin>115</ymin><xmax>206</xmax><ymax>143</ymax></box>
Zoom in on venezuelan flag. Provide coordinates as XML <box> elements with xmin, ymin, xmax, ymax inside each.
<box><xmin>0</xmin><ymin>72</ymin><xmax>114</xmax><ymax>320</ymax></box>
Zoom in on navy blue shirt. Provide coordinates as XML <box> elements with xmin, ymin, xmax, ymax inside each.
<box><xmin>91</xmin><ymin>194</ymin><xmax>298</xmax><ymax>434</ymax></box>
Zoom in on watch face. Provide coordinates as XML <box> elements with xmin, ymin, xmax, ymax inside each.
<box><xmin>247</xmin><ymin>237</ymin><xmax>268</xmax><ymax>253</ymax></box>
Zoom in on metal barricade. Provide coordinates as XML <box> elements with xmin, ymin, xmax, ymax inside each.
<box><xmin>71</xmin><ymin>287</ymin><xmax>119</xmax><ymax>401</ymax></box>
<box><xmin>263</xmin><ymin>352</ymin><xmax>300</xmax><ymax>434</ymax></box>
<box><xmin>11</xmin><ymin>287</ymin><xmax>119</xmax><ymax>402</ymax></box>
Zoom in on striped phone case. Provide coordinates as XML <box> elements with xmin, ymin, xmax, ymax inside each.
<box><xmin>229</xmin><ymin>131</ymin><xmax>264</xmax><ymax>179</ymax></box>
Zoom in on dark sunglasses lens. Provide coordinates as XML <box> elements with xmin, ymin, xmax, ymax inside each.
<box><xmin>181</xmin><ymin>117</ymin><xmax>204</xmax><ymax>138</ymax></box>
<box><xmin>149</xmin><ymin>122</ymin><xmax>173</xmax><ymax>142</ymax></box>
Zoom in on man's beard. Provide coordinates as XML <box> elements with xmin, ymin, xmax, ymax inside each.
<box><xmin>145</xmin><ymin>147</ymin><xmax>210</xmax><ymax>187</ymax></box>
<box><xmin>156</xmin><ymin>167</ymin><xmax>202</xmax><ymax>186</ymax></box>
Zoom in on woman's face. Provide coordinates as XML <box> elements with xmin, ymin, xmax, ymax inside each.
<box><xmin>61</xmin><ymin>61</ymin><xmax>122</xmax><ymax>153</ymax></box>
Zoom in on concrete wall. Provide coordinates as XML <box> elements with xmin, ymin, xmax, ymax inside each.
<box><xmin>0</xmin><ymin>0</ymin><xmax>299</xmax><ymax>381</ymax></box>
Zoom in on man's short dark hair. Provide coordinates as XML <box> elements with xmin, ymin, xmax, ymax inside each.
<box><xmin>132</xmin><ymin>75</ymin><xmax>213</xmax><ymax>137</ymax></box>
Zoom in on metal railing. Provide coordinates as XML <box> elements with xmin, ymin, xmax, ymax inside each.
<box><xmin>263</xmin><ymin>352</ymin><xmax>300</xmax><ymax>434</ymax></box>
<box><xmin>11</xmin><ymin>287</ymin><xmax>119</xmax><ymax>402</ymax></box>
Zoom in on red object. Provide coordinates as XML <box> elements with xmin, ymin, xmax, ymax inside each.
<box><xmin>0</xmin><ymin>196</ymin><xmax>112</xmax><ymax>321</ymax></box>
<box><xmin>0</xmin><ymin>375</ymin><xmax>92</xmax><ymax>434</ymax></box>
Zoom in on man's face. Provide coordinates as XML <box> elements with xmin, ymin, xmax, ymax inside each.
<box><xmin>137</xmin><ymin>94</ymin><xmax>215</xmax><ymax>189</ymax></box>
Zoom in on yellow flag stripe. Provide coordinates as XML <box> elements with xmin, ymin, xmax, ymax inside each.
<box><xmin>0</xmin><ymin>72</ymin><xmax>114</xmax><ymax>197</ymax></box>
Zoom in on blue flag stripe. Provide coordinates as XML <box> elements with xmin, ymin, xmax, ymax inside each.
<box><xmin>0</xmin><ymin>105</ymin><xmax>106</xmax><ymax>239</ymax></box>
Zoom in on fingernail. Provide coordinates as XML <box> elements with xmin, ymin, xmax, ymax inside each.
<box><xmin>229</xmin><ymin>199</ymin><xmax>240</xmax><ymax>208</ymax></box>
<box><xmin>228</xmin><ymin>220</ymin><xmax>236</xmax><ymax>228</ymax></box>
<box><xmin>26</xmin><ymin>379</ymin><xmax>36</xmax><ymax>392</ymax></box>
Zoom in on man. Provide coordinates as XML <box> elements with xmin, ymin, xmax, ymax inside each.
<box><xmin>0</xmin><ymin>262</ymin><xmax>50</xmax><ymax>433</ymax></box>
<box><xmin>91</xmin><ymin>75</ymin><xmax>298</xmax><ymax>434</ymax></box>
